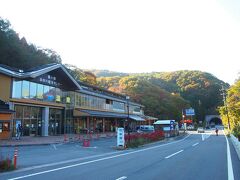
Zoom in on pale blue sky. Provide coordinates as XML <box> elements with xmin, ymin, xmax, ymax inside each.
<box><xmin>1</xmin><ymin>0</ymin><xmax>240</xmax><ymax>84</ymax></box>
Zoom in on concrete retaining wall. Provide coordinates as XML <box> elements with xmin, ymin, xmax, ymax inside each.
<box><xmin>230</xmin><ymin>134</ymin><xmax>240</xmax><ymax>160</ymax></box>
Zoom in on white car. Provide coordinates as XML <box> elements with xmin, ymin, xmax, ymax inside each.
<box><xmin>197</xmin><ymin>127</ymin><xmax>205</xmax><ymax>133</ymax></box>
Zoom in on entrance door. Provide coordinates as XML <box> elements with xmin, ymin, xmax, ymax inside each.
<box><xmin>49</xmin><ymin>109</ymin><xmax>63</xmax><ymax>135</ymax></box>
<box><xmin>29</xmin><ymin>119</ymin><xmax>37</xmax><ymax>136</ymax></box>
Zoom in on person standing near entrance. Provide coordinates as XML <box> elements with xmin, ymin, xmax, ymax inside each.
<box><xmin>16</xmin><ymin>124</ymin><xmax>22</xmax><ymax>140</ymax></box>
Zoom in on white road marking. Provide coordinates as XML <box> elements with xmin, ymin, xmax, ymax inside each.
<box><xmin>52</xmin><ymin>144</ymin><xmax>57</xmax><ymax>150</ymax></box>
<box><xmin>8</xmin><ymin>134</ymin><xmax>191</xmax><ymax>180</ymax></box>
<box><xmin>116</xmin><ymin>176</ymin><xmax>127</xmax><ymax>180</ymax></box>
<box><xmin>223</xmin><ymin>131</ymin><xmax>234</xmax><ymax>180</ymax></box>
<box><xmin>201</xmin><ymin>133</ymin><xmax>211</xmax><ymax>141</ymax></box>
<box><xmin>165</xmin><ymin>150</ymin><xmax>184</xmax><ymax>159</ymax></box>
<box><xmin>192</xmin><ymin>142</ymin><xmax>199</xmax><ymax>147</ymax></box>
<box><xmin>83</xmin><ymin>146</ymin><xmax>97</xmax><ymax>149</ymax></box>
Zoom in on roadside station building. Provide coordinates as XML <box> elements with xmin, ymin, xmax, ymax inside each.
<box><xmin>0</xmin><ymin>63</ymin><xmax>148</xmax><ymax>138</ymax></box>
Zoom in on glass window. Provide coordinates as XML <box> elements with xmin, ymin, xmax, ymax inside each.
<box><xmin>24</xmin><ymin>106</ymin><xmax>31</xmax><ymax>119</ymax></box>
<box><xmin>43</xmin><ymin>85</ymin><xmax>50</xmax><ymax>101</ymax></box>
<box><xmin>15</xmin><ymin>105</ymin><xmax>23</xmax><ymax>119</ymax></box>
<box><xmin>22</xmin><ymin>81</ymin><xmax>30</xmax><ymax>99</ymax></box>
<box><xmin>56</xmin><ymin>88</ymin><xmax>62</xmax><ymax>103</ymax></box>
<box><xmin>37</xmin><ymin>84</ymin><xmax>44</xmax><ymax>99</ymax></box>
<box><xmin>30</xmin><ymin>82</ymin><xmax>37</xmax><ymax>99</ymax></box>
<box><xmin>48</xmin><ymin>86</ymin><xmax>55</xmax><ymax>102</ymax></box>
<box><xmin>12</xmin><ymin>80</ymin><xmax>22</xmax><ymax>98</ymax></box>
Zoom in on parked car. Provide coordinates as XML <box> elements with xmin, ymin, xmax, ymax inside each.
<box><xmin>137</xmin><ymin>125</ymin><xmax>155</xmax><ymax>133</ymax></box>
<box><xmin>197</xmin><ymin>127</ymin><xmax>205</xmax><ymax>133</ymax></box>
<box><xmin>187</xmin><ymin>125</ymin><xmax>194</xmax><ymax>130</ymax></box>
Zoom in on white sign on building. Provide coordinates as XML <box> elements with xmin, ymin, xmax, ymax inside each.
<box><xmin>117</xmin><ymin>128</ymin><xmax>125</xmax><ymax>147</ymax></box>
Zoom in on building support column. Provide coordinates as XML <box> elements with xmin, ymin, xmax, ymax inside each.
<box><xmin>8</xmin><ymin>102</ymin><xmax>14</xmax><ymax>137</ymax></box>
<box><xmin>115</xmin><ymin>118</ymin><xmax>118</xmax><ymax>132</ymax></box>
<box><xmin>102</xmin><ymin>118</ymin><xmax>105</xmax><ymax>133</ymax></box>
<box><xmin>42</xmin><ymin>107</ymin><xmax>49</xmax><ymax>136</ymax></box>
<box><xmin>93</xmin><ymin>117</ymin><xmax>96</xmax><ymax>133</ymax></box>
<box><xmin>87</xmin><ymin>116</ymin><xmax>90</xmax><ymax>132</ymax></box>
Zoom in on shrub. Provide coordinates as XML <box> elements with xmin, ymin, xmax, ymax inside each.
<box><xmin>124</xmin><ymin>130</ymin><xmax>164</xmax><ymax>148</ymax></box>
<box><xmin>0</xmin><ymin>157</ymin><xmax>15</xmax><ymax>172</ymax></box>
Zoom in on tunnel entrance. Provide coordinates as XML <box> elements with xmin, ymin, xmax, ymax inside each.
<box><xmin>209</xmin><ymin>117</ymin><xmax>222</xmax><ymax>127</ymax></box>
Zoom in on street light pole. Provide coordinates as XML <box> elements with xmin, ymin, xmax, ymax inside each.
<box><xmin>220</xmin><ymin>85</ymin><xmax>231</xmax><ymax>130</ymax></box>
<box><xmin>126</xmin><ymin>96</ymin><xmax>130</xmax><ymax>144</ymax></box>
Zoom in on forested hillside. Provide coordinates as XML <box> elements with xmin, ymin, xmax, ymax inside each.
<box><xmin>97</xmin><ymin>71</ymin><xmax>229</xmax><ymax>121</ymax></box>
<box><xmin>0</xmin><ymin>17</ymin><xmax>61</xmax><ymax>69</ymax></box>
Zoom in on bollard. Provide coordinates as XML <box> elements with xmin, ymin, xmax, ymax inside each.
<box><xmin>78</xmin><ymin>134</ymin><xmax>82</xmax><ymax>141</ymax></box>
<box><xmin>97</xmin><ymin>133</ymin><xmax>100</xmax><ymax>140</ymax></box>
<box><xmin>64</xmin><ymin>134</ymin><xmax>67</xmax><ymax>142</ymax></box>
<box><xmin>13</xmin><ymin>147</ymin><xmax>18</xmax><ymax>169</ymax></box>
<box><xmin>82</xmin><ymin>139</ymin><xmax>90</xmax><ymax>147</ymax></box>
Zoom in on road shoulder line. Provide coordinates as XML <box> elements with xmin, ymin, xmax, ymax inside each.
<box><xmin>224</xmin><ymin>131</ymin><xmax>235</xmax><ymax>180</ymax></box>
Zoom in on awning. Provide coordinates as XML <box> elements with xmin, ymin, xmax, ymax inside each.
<box><xmin>74</xmin><ymin>109</ymin><xmax>146</xmax><ymax>121</ymax></box>
<box><xmin>144</xmin><ymin>115</ymin><xmax>158</xmax><ymax>121</ymax></box>
<box><xmin>129</xmin><ymin>115</ymin><xmax>145</xmax><ymax>121</ymax></box>
<box><xmin>74</xmin><ymin>109</ymin><xmax>128</xmax><ymax>118</ymax></box>
<box><xmin>154</xmin><ymin>120</ymin><xmax>175</xmax><ymax>125</ymax></box>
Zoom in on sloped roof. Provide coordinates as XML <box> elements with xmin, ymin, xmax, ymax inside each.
<box><xmin>0</xmin><ymin>63</ymin><xmax>82</xmax><ymax>90</ymax></box>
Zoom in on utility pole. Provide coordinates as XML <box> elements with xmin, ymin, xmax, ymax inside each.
<box><xmin>220</xmin><ymin>85</ymin><xmax>231</xmax><ymax>130</ymax></box>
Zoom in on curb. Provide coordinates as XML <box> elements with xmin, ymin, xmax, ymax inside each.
<box><xmin>0</xmin><ymin>142</ymin><xmax>63</xmax><ymax>147</ymax></box>
<box><xmin>230</xmin><ymin>134</ymin><xmax>240</xmax><ymax>160</ymax></box>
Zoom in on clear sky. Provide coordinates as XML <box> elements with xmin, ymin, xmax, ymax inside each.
<box><xmin>1</xmin><ymin>0</ymin><xmax>240</xmax><ymax>84</ymax></box>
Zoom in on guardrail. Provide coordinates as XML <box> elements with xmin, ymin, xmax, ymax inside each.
<box><xmin>230</xmin><ymin>134</ymin><xmax>240</xmax><ymax>160</ymax></box>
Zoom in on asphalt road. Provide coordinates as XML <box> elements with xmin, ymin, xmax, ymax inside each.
<box><xmin>1</xmin><ymin>130</ymin><xmax>240</xmax><ymax>180</ymax></box>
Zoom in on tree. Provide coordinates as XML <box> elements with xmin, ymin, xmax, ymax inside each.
<box><xmin>0</xmin><ymin>17</ymin><xmax>62</xmax><ymax>70</ymax></box>
<box><xmin>219</xmin><ymin>79</ymin><xmax>240</xmax><ymax>136</ymax></box>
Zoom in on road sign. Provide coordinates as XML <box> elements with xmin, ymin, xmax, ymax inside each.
<box><xmin>185</xmin><ymin>108</ymin><xmax>195</xmax><ymax>116</ymax></box>
<box><xmin>117</xmin><ymin>128</ymin><xmax>125</xmax><ymax>147</ymax></box>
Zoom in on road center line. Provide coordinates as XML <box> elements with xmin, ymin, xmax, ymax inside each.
<box><xmin>192</xmin><ymin>142</ymin><xmax>199</xmax><ymax>147</ymax></box>
<box><xmin>8</xmin><ymin>134</ymin><xmax>191</xmax><ymax>180</ymax></box>
<box><xmin>165</xmin><ymin>150</ymin><xmax>184</xmax><ymax>159</ymax></box>
<box><xmin>116</xmin><ymin>176</ymin><xmax>127</xmax><ymax>180</ymax></box>
<box><xmin>223</xmin><ymin>131</ymin><xmax>234</xmax><ymax>180</ymax></box>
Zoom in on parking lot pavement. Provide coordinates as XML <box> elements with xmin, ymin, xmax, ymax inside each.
<box><xmin>0</xmin><ymin>137</ymin><xmax>118</xmax><ymax>169</ymax></box>
<box><xmin>0</xmin><ymin>133</ymin><xmax>188</xmax><ymax>171</ymax></box>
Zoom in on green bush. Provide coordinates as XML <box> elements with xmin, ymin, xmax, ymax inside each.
<box><xmin>0</xmin><ymin>158</ymin><xmax>15</xmax><ymax>172</ymax></box>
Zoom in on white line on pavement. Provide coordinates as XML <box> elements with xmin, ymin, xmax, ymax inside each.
<box><xmin>223</xmin><ymin>131</ymin><xmax>234</xmax><ymax>180</ymax></box>
<box><xmin>165</xmin><ymin>150</ymin><xmax>184</xmax><ymax>159</ymax></box>
<box><xmin>116</xmin><ymin>176</ymin><xmax>127</xmax><ymax>180</ymax></box>
<box><xmin>8</xmin><ymin>134</ymin><xmax>191</xmax><ymax>180</ymax></box>
<box><xmin>83</xmin><ymin>146</ymin><xmax>97</xmax><ymax>149</ymax></box>
<box><xmin>52</xmin><ymin>144</ymin><xmax>57</xmax><ymax>150</ymax></box>
<box><xmin>192</xmin><ymin>142</ymin><xmax>199</xmax><ymax>147</ymax></box>
<box><xmin>202</xmin><ymin>134</ymin><xmax>204</xmax><ymax>141</ymax></box>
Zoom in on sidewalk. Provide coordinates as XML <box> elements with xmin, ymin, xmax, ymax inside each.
<box><xmin>0</xmin><ymin>132</ymin><xmax>117</xmax><ymax>147</ymax></box>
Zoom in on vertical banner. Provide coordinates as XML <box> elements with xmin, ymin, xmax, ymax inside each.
<box><xmin>117</xmin><ymin>128</ymin><xmax>125</xmax><ymax>147</ymax></box>
<box><xmin>170</xmin><ymin>120</ymin><xmax>174</xmax><ymax>130</ymax></box>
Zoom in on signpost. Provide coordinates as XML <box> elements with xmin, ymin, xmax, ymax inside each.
<box><xmin>117</xmin><ymin>128</ymin><xmax>125</xmax><ymax>147</ymax></box>
<box><xmin>185</xmin><ymin>108</ymin><xmax>195</xmax><ymax>116</ymax></box>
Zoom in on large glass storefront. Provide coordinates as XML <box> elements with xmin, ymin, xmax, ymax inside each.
<box><xmin>14</xmin><ymin>105</ymin><xmax>42</xmax><ymax>136</ymax></box>
<box><xmin>14</xmin><ymin>105</ymin><xmax>64</xmax><ymax>136</ymax></box>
